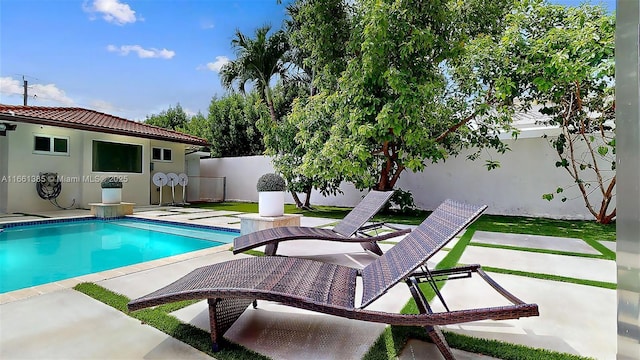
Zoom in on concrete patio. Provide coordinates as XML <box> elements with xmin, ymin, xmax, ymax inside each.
<box><xmin>0</xmin><ymin>207</ymin><xmax>616</xmax><ymax>359</ymax></box>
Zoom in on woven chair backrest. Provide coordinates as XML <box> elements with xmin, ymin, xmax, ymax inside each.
<box><xmin>360</xmin><ymin>199</ymin><xmax>487</xmax><ymax>308</ymax></box>
<box><xmin>332</xmin><ymin>190</ymin><xmax>395</xmax><ymax>237</ymax></box>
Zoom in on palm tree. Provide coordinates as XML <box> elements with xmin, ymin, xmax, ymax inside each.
<box><xmin>220</xmin><ymin>25</ymin><xmax>290</xmax><ymax>123</ymax></box>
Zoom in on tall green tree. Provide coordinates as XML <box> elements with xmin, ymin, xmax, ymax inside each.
<box><xmin>457</xmin><ymin>0</ymin><xmax>615</xmax><ymax>223</ymax></box>
<box><xmin>219</xmin><ymin>25</ymin><xmax>290</xmax><ymax>124</ymax></box>
<box><xmin>284</xmin><ymin>0</ymin><xmax>353</xmax><ymax>93</ymax></box>
<box><xmin>219</xmin><ymin>24</ymin><xmax>320</xmax><ymax>207</ymax></box>
<box><xmin>144</xmin><ymin>103</ymin><xmax>189</xmax><ymax>130</ymax></box>
<box><xmin>259</xmin><ymin>83</ymin><xmax>343</xmax><ymax>208</ymax></box>
<box><xmin>206</xmin><ymin>93</ymin><xmax>266</xmax><ymax>157</ymax></box>
<box><xmin>292</xmin><ymin>0</ymin><xmax>514</xmax><ymax>191</ymax></box>
<box><xmin>179</xmin><ymin>111</ymin><xmax>210</xmax><ymax>144</ymax></box>
<box><xmin>255</xmin><ymin>1</ymin><xmax>353</xmax><ymax>208</ymax></box>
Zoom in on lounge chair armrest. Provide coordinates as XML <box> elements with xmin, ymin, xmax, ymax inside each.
<box><xmin>358</xmin><ymin>222</ymin><xmax>403</xmax><ymax>233</ymax></box>
<box><xmin>352</xmin><ymin>303</ymin><xmax>539</xmax><ymax>326</ymax></box>
<box><xmin>356</xmin><ymin>226</ymin><xmax>411</xmax><ymax>239</ymax></box>
<box><xmin>411</xmin><ymin>264</ymin><xmax>530</xmax><ymax>306</ymax></box>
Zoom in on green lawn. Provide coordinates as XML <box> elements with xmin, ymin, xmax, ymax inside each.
<box><xmin>191</xmin><ymin>201</ymin><xmax>616</xmax><ymax>243</ymax></box>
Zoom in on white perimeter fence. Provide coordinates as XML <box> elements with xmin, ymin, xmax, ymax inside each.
<box><xmin>200</xmin><ymin>134</ymin><xmax>615</xmax><ymax>220</ymax></box>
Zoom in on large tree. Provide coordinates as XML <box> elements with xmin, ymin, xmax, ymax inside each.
<box><xmin>457</xmin><ymin>0</ymin><xmax>615</xmax><ymax>223</ymax></box>
<box><xmin>219</xmin><ymin>24</ymin><xmax>322</xmax><ymax>207</ymax></box>
<box><xmin>206</xmin><ymin>93</ymin><xmax>266</xmax><ymax>157</ymax></box>
<box><xmin>254</xmin><ymin>1</ymin><xmax>353</xmax><ymax>208</ymax></box>
<box><xmin>284</xmin><ymin>0</ymin><xmax>352</xmax><ymax>93</ymax></box>
<box><xmin>292</xmin><ymin>0</ymin><xmax>514</xmax><ymax>191</ymax></box>
<box><xmin>144</xmin><ymin>103</ymin><xmax>189</xmax><ymax>130</ymax></box>
<box><xmin>219</xmin><ymin>25</ymin><xmax>290</xmax><ymax>124</ymax></box>
<box><xmin>259</xmin><ymin>83</ymin><xmax>344</xmax><ymax>208</ymax></box>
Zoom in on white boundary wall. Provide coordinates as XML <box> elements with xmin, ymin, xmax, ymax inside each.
<box><xmin>201</xmin><ymin>134</ymin><xmax>615</xmax><ymax>220</ymax></box>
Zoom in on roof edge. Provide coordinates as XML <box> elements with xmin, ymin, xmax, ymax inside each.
<box><xmin>0</xmin><ymin>106</ymin><xmax>209</xmax><ymax>146</ymax></box>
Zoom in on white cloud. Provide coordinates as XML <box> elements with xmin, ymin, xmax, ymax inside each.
<box><xmin>0</xmin><ymin>77</ymin><xmax>74</xmax><ymax>105</ymax></box>
<box><xmin>89</xmin><ymin>99</ymin><xmax>116</xmax><ymax>112</ymax></box>
<box><xmin>31</xmin><ymin>83</ymin><xmax>75</xmax><ymax>105</ymax></box>
<box><xmin>83</xmin><ymin>0</ymin><xmax>138</xmax><ymax>25</ymax></box>
<box><xmin>200</xmin><ymin>20</ymin><xmax>215</xmax><ymax>30</ymax></box>
<box><xmin>0</xmin><ymin>77</ymin><xmax>23</xmax><ymax>96</ymax></box>
<box><xmin>107</xmin><ymin>44</ymin><xmax>175</xmax><ymax>59</ymax></box>
<box><xmin>183</xmin><ymin>107</ymin><xmax>197</xmax><ymax>117</ymax></box>
<box><xmin>197</xmin><ymin>56</ymin><xmax>230</xmax><ymax>72</ymax></box>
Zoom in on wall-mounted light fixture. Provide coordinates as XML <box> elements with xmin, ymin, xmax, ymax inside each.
<box><xmin>0</xmin><ymin>122</ymin><xmax>17</xmax><ymax>136</ymax></box>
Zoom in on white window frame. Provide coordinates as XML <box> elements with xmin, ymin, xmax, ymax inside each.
<box><xmin>152</xmin><ymin>147</ymin><xmax>173</xmax><ymax>162</ymax></box>
<box><xmin>33</xmin><ymin>134</ymin><xmax>69</xmax><ymax>156</ymax></box>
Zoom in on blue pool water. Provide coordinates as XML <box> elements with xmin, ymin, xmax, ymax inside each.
<box><xmin>0</xmin><ymin>219</ymin><xmax>237</xmax><ymax>293</ymax></box>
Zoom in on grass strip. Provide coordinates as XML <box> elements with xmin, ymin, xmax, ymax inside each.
<box><xmin>468</xmin><ymin>242</ymin><xmax>610</xmax><ymax>260</ymax></box>
<box><xmin>363</xmin><ymin>229</ymin><xmax>595</xmax><ymax>360</ymax></box>
<box><xmin>365</xmin><ymin>326</ymin><xmax>594</xmax><ymax>360</ymax></box>
<box><xmin>444</xmin><ymin>332</ymin><xmax>595</xmax><ymax>360</ymax></box>
<box><xmin>472</xmin><ymin>214</ymin><xmax>615</xmax><ymax>243</ymax></box>
<box><xmin>192</xmin><ymin>202</ymin><xmax>616</xmax><ymax>244</ymax></box>
<box><xmin>582</xmin><ymin>238</ymin><xmax>616</xmax><ymax>259</ymax></box>
<box><xmin>481</xmin><ymin>266</ymin><xmax>617</xmax><ymax>290</ymax></box>
<box><xmin>73</xmin><ymin>283</ymin><xmax>270</xmax><ymax>360</ymax></box>
<box><xmin>377</xmin><ymin>240</ymin><xmax>400</xmax><ymax>245</ymax></box>
<box><xmin>242</xmin><ymin>249</ymin><xmax>266</xmax><ymax>257</ymax></box>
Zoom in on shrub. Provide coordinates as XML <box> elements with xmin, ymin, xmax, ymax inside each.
<box><xmin>256</xmin><ymin>173</ymin><xmax>286</xmax><ymax>192</ymax></box>
<box><xmin>101</xmin><ymin>177</ymin><xmax>123</xmax><ymax>189</ymax></box>
<box><xmin>383</xmin><ymin>188</ymin><xmax>417</xmax><ymax>214</ymax></box>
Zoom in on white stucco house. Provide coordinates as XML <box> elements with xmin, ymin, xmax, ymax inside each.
<box><xmin>0</xmin><ymin>104</ymin><xmax>209</xmax><ymax>213</ymax></box>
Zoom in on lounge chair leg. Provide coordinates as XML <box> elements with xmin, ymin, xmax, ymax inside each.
<box><xmin>407</xmin><ymin>278</ymin><xmax>457</xmax><ymax>360</ymax></box>
<box><xmin>207</xmin><ymin>297</ymin><xmax>255</xmax><ymax>353</ymax></box>
<box><xmin>359</xmin><ymin>241</ymin><xmax>383</xmax><ymax>256</ymax></box>
<box><xmin>425</xmin><ymin>325</ymin><xmax>455</xmax><ymax>360</ymax></box>
<box><xmin>265</xmin><ymin>243</ymin><xmax>278</xmax><ymax>256</ymax></box>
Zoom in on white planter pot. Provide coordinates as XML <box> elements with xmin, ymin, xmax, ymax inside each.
<box><xmin>102</xmin><ymin>188</ymin><xmax>122</xmax><ymax>204</ymax></box>
<box><xmin>258</xmin><ymin>191</ymin><xmax>284</xmax><ymax>217</ymax></box>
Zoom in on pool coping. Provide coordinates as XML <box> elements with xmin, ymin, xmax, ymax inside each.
<box><xmin>0</xmin><ymin>215</ymin><xmax>241</xmax><ymax>234</ymax></box>
<box><xmin>0</xmin><ymin>216</ymin><xmax>238</xmax><ymax>304</ymax></box>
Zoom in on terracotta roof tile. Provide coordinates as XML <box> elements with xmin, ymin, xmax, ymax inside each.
<box><xmin>0</xmin><ymin>105</ymin><xmax>209</xmax><ymax>146</ymax></box>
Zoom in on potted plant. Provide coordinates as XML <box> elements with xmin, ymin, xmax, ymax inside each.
<box><xmin>256</xmin><ymin>173</ymin><xmax>286</xmax><ymax>217</ymax></box>
<box><xmin>101</xmin><ymin>177</ymin><xmax>123</xmax><ymax>204</ymax></box>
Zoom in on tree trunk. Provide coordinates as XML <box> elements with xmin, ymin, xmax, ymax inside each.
<box><xmin>303</xmin><ymin>186</ymin><xmax>312</xmax><ymax>209</ymax></box>
<box><xmin>263</xmin><ymin>86</ymin><xmax>278</xmax><ymax>123</ymax></box>
<box><xmin>290</xmin><ymin>190</ymin><xmax>304</xmax><ymax>208</ymax></box>
<box><xmin>596</xmin><ymin>176</ymin><xmax>616</xmax><ymax>224</ymax></box>
<box><xmin>375</xmin><ymin>140</ymin><xmax>404</xmax><ymax>191</ymax></box>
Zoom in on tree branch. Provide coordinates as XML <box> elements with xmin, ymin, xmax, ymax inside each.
<box><xmin>435</xmin><ymin>110</ymin><xmax>479</xmax><ymax>143</ymax></box>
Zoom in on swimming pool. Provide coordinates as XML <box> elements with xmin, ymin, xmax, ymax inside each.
<box><xmin>0</xmin><ymin>218</ymin><xmax>238</xmax><ymax>293</ymax></box>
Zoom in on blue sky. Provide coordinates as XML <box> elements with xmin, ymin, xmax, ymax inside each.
<box><xmin>0</xmin><ymin>0</ymin><xmax>616</xmax><ymax>120</ymax></box>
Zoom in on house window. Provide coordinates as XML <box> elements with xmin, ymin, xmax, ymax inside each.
<box><xmin>92</xmin><ymin>140</ymin><xmax>142</xmax><ymax>173</ymax></box>
<box><xmin>152</xmin><ymin>147</ymin><xmax>172</xmax><ymax>162</ymax></box>
<box><xmin>33</xmin><ymin>135</ymin><xmax>69</xmax><ymax>155</ymax></box>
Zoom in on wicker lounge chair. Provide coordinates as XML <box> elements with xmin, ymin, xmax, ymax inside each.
<box><xmin>234</xmin><ymin>190</ymin><xmax>410</xmax><ymax>256</ymax></box>
<box><xmin>128</xmin><ymin>199</ymin><xmax>539</xmax><ymax>360</ymax></box>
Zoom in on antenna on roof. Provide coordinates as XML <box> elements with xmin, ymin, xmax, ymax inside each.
<box><xmin>23</xmin><ymin>77</ymin><xmax>28</xmax><ymax>106</ymax></box>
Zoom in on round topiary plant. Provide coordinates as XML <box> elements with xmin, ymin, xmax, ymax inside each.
<box><xmin>256</xmin><ymin>173</ymin><xmax>286</xmax><ymax>192</ymax></box>
<box><xmin>101</xmin><ymin>177</ymin><xmax>123</xmax><ymax>189</ymax></box>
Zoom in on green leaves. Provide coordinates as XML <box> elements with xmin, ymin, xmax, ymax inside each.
<box><xmin>144</xmin><ymin>103</ymin><xmax>189</xmax><ymax>131</ymax></box>
<box><xmin>207</xmin><ymin>93</ymin><xmax>266</xmax><ymax>157</ymax></box>
<box><xmin>286</xmin><ymin>0</ymin><xmax>516</xmax><ymax>190</ymax></box>
<box><xmin>597</xmin><ymin>146</ymin><xmax>609</xmax><ymax>156</ymax></box>
<box><xmin>219</xmin><ymin>25</ymin><xmax>291</xmax><ymax>119</ymax></box>
<box><xmin>485</xmin><ymin>160</ymin><xmax>501</xmax><ymax>170</ymax></box>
